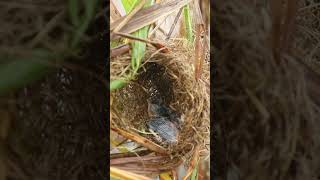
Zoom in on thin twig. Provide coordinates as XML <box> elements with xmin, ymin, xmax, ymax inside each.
<box><xmin>113</xmin><ymin>31</ymin><xmax>158</xmax><ymax>45</ymax></box>
<box><xmin>148</xmin><ymin>15</ymin><xmax>168</xmax><ymax>38</ymax></box>
<box><xmin>113</xmin><ymin>31</ymin><xmax>169</xmax><ymax>52</ymax></box>
<box><xmin>166</xmin><ymin>8</ymin><xmax>183</xmax><ymax>40</ymax></box>
<box><xmin>111</xmin><ymin>44</ymin><xmax>131</xmax><ymax>58</ymax></box>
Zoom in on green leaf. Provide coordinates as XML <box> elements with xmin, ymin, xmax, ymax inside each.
<box><xmin>121</xmin><ymin>0</ymin><xmax>139</xmax><ymax>13</ymax></box>
<box><xmin>110</xmin><ymin>79</ymin><xmax>127</xmax><ymax>91</ymax></box>
<box><xmin>127</xmin><ymin>0</ymin><xmax>154</xmax><ymax>73</ymax></box>
<box><xmin>113</xmin><ymin>0</ymin><xmax>154</xmax><ymax>89</ymax></box>
<box><xmin>71</xmin><ymin>0</ymin><xmax>98</xmax><ymax>48</ymax></box>
<box><xmin>110</xmin><ymin>176</ymin><xmax>121</xmax><ymax>180</ymax></box>
<box><xmin>68</xmin><ymin>0</ymin><xmax>80</xmax><ymax>26</ymax></box>
<box><xmin>183</xmin><ymin>4</ymin><xmax>193</xmax><ymax>42</ymax></box>
<box><xmin>131</xmin><ymin>26</ymin><xmax>149</xmax><ymax>71</ymax></box>
<box><xmin>0</xmin><ymin>50</ymin><xmax>60</xmax><ymax>95</ymax></box>
<box><xmin>190</xmin><ymin>160</ymin><xmax>200</xmax><ymax>180</ymax></box>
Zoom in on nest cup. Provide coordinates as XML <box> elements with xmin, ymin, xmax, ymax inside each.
<box><xmin>213</xmin><ymin>1</ymin><xmax>320</xmax><ymax>179</ymax></box>
<box><xmin>111</xmin><ymin>40</ymin><xmax>210</xmax><ymax>170</ymax></box>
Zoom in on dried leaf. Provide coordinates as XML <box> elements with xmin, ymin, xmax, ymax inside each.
<box><xmin>112</xmin><ymin>0</ymin><xmax>146</xmax><ymax>34</ymax></box>
<box><xmin>110</xmin><ymin>0</ymin><xmax>193</xmax><ymax>35</ymax></box>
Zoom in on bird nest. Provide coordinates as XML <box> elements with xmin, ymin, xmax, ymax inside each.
<box><xmin>0</xmin><ymin>1</ymin><xmax>107</xmax><ymax>179</ymax></box>
<box><xmin>110</xmin><ymin>40</ymin><xmax>210</xmax><ymax>175</ymax></box>
<box><xmin>213</xmin><ymin>0</ymin><xmax>320</xmax><ymax>179</ymax></box>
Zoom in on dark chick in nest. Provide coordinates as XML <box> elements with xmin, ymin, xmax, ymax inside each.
<box><xmin>147</xmin><ymin>116</ymin><xmax>179</xmax><ymax>144</ymax></box>
<box><xmin>147</xmin><ymin>98</ymin><xmax>183</xmax><ymax>130</ymax></box>
<box><xmin>146</xmin><ymin>98</ymin><xmax>184</xmax><ymax>144</ymax></box>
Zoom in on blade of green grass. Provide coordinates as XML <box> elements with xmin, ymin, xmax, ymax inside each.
<box><xmin>110</xmin><ymin>0</ymin><xmax>154</xmax><ymax>85</ymax></box>
<box><xmin>131</xmin><ymin>26</ymin><xmax>149</xmax><ymax>72</ymax></box>
<box><xmin>126</xmin><ymin>0</ymin><xmax>153</xmax><ymax>74</ymax></box>
<box><xmin>110</xmin><ymin>176</ymin><xmax>121</xmax><ymax>180</ymax></box>
<box><xmin>183</xmin><ymin>4</ymin><xmax>193</xmax><ymax>42</ymax></box>
<box><xmin>0</xmin><ymin>49</ymin><xmax>61</xmax><ymax>95</ymax></box>
<box><xmin>68</xmin><ymin>0</ymin><xmax>80</xmax><ymax>26</ymax></box>
<box><xmin>190</xmin><ymin>160</ymin><xmax>199</xmax><ymax>180</ymax></box>
<box><xmin>110</xmin><ymin>0</ymin><xmax>153</xmax><ymax>91</ymax></box>
<box><xmin>121</xmin><ymin>0</ymin><xmax>139</xmax><ymax>12</ymax></box>
<box><xmin>71</xmin><ymin>0</ymin><xmax>98</xmax><ymax>48</ymax></box>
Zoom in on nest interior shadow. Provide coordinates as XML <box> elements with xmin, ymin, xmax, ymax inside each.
<box><xmin>113</xmin><ymin>62</ymin><xmax>175</xmax><ymax>130</ymax></box>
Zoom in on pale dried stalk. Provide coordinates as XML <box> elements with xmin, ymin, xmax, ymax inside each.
<box><xmin>166</xmin><ymin>8</ymin><xmax>183</xmax><ymax>40</ymax></box>
<box><xmin>110</xmin><ymin>155</ymin><xmax>166</xmax><ymax>165</ymax></box>
<box><xmin>111</xmin><ymin>127</ymin><xmax>167</xmax><ymax>154</ymax></box>
<box><xmin>113</xmin><ymin>0</ymin><xmax>146</xmax><ymax>33</ymax></box>
<box><xmin>193</xmin><ymin>0</ymin><xmax>206</xmax><ymax>80</ymax></box>
<box><xmin>110</xmin><ymin>167</ymin><xmax>153</xmax><ymax>180</ymax></box>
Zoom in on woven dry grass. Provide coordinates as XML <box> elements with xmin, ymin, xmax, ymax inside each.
<box><xmin>0</xmin><ymin>1</ymin><xmax>108</xmax><ymax>179</ymax></box>
<box><xmin>110</xmin><ymin>40</ymin><xmax>210</xmax><ymax>176</ymax></box>
<box><xmin>0</xmin><ymin>0</ymin><xmax>69</xmax><ymax>55</ymax></box>
<box><xmin>213</xmin><ymin>0</ymin><xmax>320</xmax><ymax>179</ymax></box>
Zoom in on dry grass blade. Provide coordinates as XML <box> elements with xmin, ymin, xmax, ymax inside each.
<box><xmin>193</xmin><ymin>0</ymin><xmax>206</xmax><ymax>80</ymax></box>
<box><xmin>148</xmin><ymin>17</ymin><xmax>167</xmax><ymax>38</ymax></box>
<box><xmin>110</xmin><ymin>0</ymin><xmax>193</xmax><ymax>35</ymax></box>
<box><xmin>110</xmin><ymin>150</ymin><xmax>151</xmax><ymax>159</ymax></box>
<box><xmin>110</xmin><ymin>155</ymin><xmax>166</xmax><ymax>165</ymax></box>
<box><xmin>111</xmin><ymin>44</ymin><xmax>131</xmax><ymax>58</ymax></box>
<box><xmin>112</xmin><ymin>0</ymin><xmax>146</xmax><ymax>34</ymax></box>
<box><xmin>110</xmin><ymin>0</ymin><xmax>123</xmax><ymax>22</ymax></box>
<box><xmin>194</xmin><ymin>24</ymin><xmax>205</xmax><ymax>81</ymax></box>
<box><xmin>110</xmin><ymin>96</ymin><xmax>113</xmax><ymax>126</ymax></box>
<box><xmin>111</xmin><ymin>127</ymin><xmax>167</xmax><ymax>154</ymax></box>
<box><xmin>112</xmin><ymin>158</ymin><xmax>183</xmax><ymax>172</ymax></box>
<box><xmin>28</xmin><ymin>9</ymin><xmax>66</xmax><ymax>48</ymax></box>
<box><xmin>166</xmin><ymin>8</ymin><xmax>183</xmax><ymax>40</ymax></box>
<box><xmin>110</xmin><ymin>166</ymin><xmax>153</xmax><ymax>180</ymax></box>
